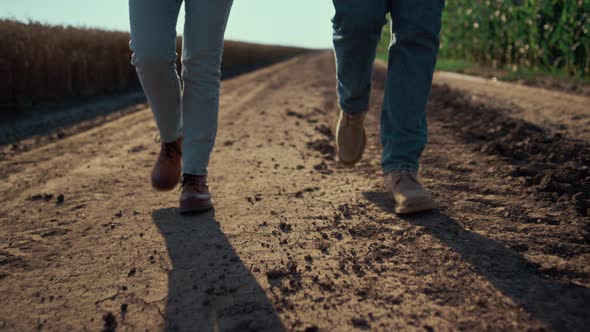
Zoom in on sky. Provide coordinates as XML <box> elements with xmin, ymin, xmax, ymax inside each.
<box><xmin>1</xmin><ymin>0</ymin><xmax>335</xmax><ymax>49</ymax></box>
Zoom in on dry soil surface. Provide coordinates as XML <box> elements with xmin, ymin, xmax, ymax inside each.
<box><xmin>1</xmin><ymin>52</ymin><xmax>589</xmax><ymax>332</ymax></box>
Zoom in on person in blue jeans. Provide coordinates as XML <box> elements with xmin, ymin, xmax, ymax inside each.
<box><xmin>129</xmin><ymin>0</ymin><xmax>233</xmax><ymax>214</ymax></box>
<box><xmin>333</xmin><ymin>0</ymin><xmax>445</xmax><ymax>214</ymax></box>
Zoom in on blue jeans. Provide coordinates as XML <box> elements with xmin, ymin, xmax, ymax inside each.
<box><xmin>129</xmin><ymin>0</ymin><xmax>233</xmax><ymax>175</ymax></box>
<box><xmin>332</xmin><ymin>0</ymin><xmax>445</xmax><ymax>172</ymax></box>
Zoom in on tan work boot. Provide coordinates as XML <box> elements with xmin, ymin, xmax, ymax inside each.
<box><xmin>336</xmin><ymin>110</ymin><xmax>366</xmax><ymax>166</ymax></box>
<box><xmin>385</xmin><ymin>170</ymin><xmax>436</xmax><ymax>214</ymax></box>
<box><xmin>151</xmin><ymin>136</ymin><xmax>182</xmax><ymax>191</ymax></box>
<box><xmin>179</xmin><ymin>174</ymin><xmax>213</xmax><ymax>214</ymax></box>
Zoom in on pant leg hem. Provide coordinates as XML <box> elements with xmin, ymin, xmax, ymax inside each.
<box><xmin>182</xmin><ymin>167</ymin><xmax>208</xmax><ymax>176</ymax></box>
<box><xmin>182</xmin><ymin>164</ymin><xmax>208</xmax><ymax>175</ymax></box>
<box><xmin>383</xmin><ymin>163</ymin><xmax>419</xmax><ymax>174</ymax></box>
<box><xmin>340</xmin><ymin>106</ymin><xmax>368</xmax><ymax>115</ymax></box>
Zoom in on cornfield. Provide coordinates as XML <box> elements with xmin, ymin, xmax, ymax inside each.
<box><xmin>1</xmin><ymin>20</ymin><xmax>137</xmax><ymax>112</ymax></box>
<box><xmin>440</xmin><ymin>0</ymin><xmax>590</xmax><ymax>76</ymax></box>
<box><xmin>379</xmin><ymin>0</ymin><xmax>589</xmax><ymax>77</ymax></box>
<box><xmin>0</xmin><ymin>20</ymin><xmax>307</xmax><ymax>113</ymax></box>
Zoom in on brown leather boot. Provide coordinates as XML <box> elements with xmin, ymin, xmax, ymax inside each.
<box><xmin>336</xmin><ymin>110</ymin><xmax>366</xmax><ymax>166</ymax></box>
<box><xmin>151</xmin><ymin>136</ymin><xmax>182</xmax><ymax>191</ymax></box>
<box><xmin>179</xmin><ymin>174</ymin><xmax>213</xmax><ymax>214</ymax></box>
<box><xmin>385</xmin><ymin>170</ymin><xmax>436</xmax><ymax>214</ymax></box>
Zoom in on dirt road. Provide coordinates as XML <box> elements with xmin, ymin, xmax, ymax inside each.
<box><xmin>1</xmin><ymin>52</ymin><xmax>589</xmax><ymax>331</ymax></box>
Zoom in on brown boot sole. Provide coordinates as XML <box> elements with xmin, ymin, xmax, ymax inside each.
<box><xmin>178</xmin><ymin>200</ymin><xmax>214</xmax><ymax>215</ymax></box>
<box><xmin>394</xmin><ymin>198</ymin><xmax>437</xmax><ymax>215</ymax></box>
<box><xmin>337</xmin><ymin>129</ymin><xmax>367</xmax><ymax>167</ymax></box>
<box><xmin>151</xmin><ymin>167</ymin><xmax>181</xmax><ymax>191</ymax></box>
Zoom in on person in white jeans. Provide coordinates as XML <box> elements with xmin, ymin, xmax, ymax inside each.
<box><xmin>129</xmin><ymin>0</ymin><xmax>233</xmax><ymax>213</ymax></box>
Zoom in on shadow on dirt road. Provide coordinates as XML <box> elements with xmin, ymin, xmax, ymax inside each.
<box><xmin>363</xmin><ymin>191</ymin><xmax>590</xmax><ymax>332</ymax></box>
<box><xmin>153</xmin><ymin>208</ymin><xmax>285</xmax><ymax>332</ymax></box>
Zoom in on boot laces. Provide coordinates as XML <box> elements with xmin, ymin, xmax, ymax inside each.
<box><xmin>180</xmin><ymin>174</ymin><xmax>206</xmax><ymax>191</ymax></box>
<box><xmin>391</xmin><ymin>170</ymin><xmax>420</xmax><ymax>186</ymax></box>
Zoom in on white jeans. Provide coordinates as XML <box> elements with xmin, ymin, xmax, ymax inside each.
<box><xmin>129</xmin><ymin>0</ymin><xmax>233</xmax><ymax>175</ymax></box>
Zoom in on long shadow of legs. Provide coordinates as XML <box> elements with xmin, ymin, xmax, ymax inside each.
<box><xmin>363</xmin><ymin>191</ymin><xmax>590</xmax><ymax>332</ymax></box>
<box><xmin>153</xmin><ymin>208</ymin><xmax>285</xmax><ymax>332</ymax></box>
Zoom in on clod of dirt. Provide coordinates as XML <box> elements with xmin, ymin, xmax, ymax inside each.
<box><xmin>318</xmin><ymin>241</ymin><xmax>330</xmax><ymax>254</ymax></box>
<box><xmin>306</xmin><ymin>139</ymin><xmax>335</xmax><ymax>158</ymax></box>
<box><xmin>314</xmin><ymin>124</ymin><xmax>334</xmax><ymax>139</ymax></box>
<box><xmin>127</xmin><ymin>268</ymin><xmax>136</xmax><ymax>277</ymax></box>
<box><xmin>351</xmin><ymin>317</ymin><xmax>370</xmax><ymax>329</ymax></box>
<box><xmin>337</xmin><ymin>204</ymin><xmax>353</xmax><ymax>220</ymax></box>
<box><xmin>128</xmin><ymin>145</ymin><xmax>145</xmax><ymax>153</ymax></box>
<box><xmin>352</xmin><ymin>263</ymin><xmax>365</xmax><ymax>277</ymax></box>
<box><xmin>279</xmin><ymin>222</ymin><xmax>292</xmax><ymax>232</ymax></box>
<box><xmin>294</xmin><ymin>187</ymin><xmax>319</xmax><ymax>198</ymax></box>
<box><xmin>29</xmin><ymin>193</ymin><xmax>53</xmax><ymax>202</ymax></box>
<box><xmin>40</xmin><ymin>228</ymin><xmax>69</xmax><ymax>237</ymax></box>
<box><xmin>120</xmin><ymin>303</ymin><xmax>128</xmax><ymax>318</ymax></box>
<box><xmin>102</xmin><ymin>312</ymin><xmax>117</xmax><ymax>332</ymax></box>
<box><xmin>266</xmin><ymin>259</ymin><xmax>298</xmax><ymax>280</ymax></box>
<box><xmin>424</xmin><ymin>325</ymin><xmax>435</xmax><ymax>332</ymax></box>
<box><xmin>286</xmin><ymin>109</ymin><xmax>305</xmax><ymax>119</ymax></box>
<box><xmin>266</xmin><ymin>268</ymin><xmax>289</xmax><ymax>279</ymax></box>
<box><xmin>313</xmin><ymin>161</ymin><xmax>333</xmax><ymax>175</ymax></box>
<box><xmin>56</xmin><ymin>194</ymin><xmax>64</xmax><ymax>205</ymax></box>
<box><xmin>286</xmin><ymin>259</ymin><xmax>298</xmax><ymax>273</ymax></box>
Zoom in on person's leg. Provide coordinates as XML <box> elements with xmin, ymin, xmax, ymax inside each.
<box><xmin>129</xmin><ymin>0</ymin><xmax>183</xmax><ymax>191</ymax></box>
<box><xmin>332</xmin><ymin>0</ymin><xmax>389</xmax><ymax>115</ymax></box>
<box><xmin>382</xmin><ymin>0</ymin><xmax>445</xmax><ymax>214</ymax></box>
<box><xmin>129</xmin><ymin>0</ymin><xmax>183</xmax><ymax>143</ymax></box>
<box><xmin>178</xmin><ymin>0</ymin><xmax>233</xmax><ymax>214</ymax></box>
<box><xmin>381</xmin><ymin>0</ymin><xmax>445</xmax><ymax>173</ymax></box>
<box><xmin>332</xmin><ymin>0</ymin><xmax>389</xmax><ymax>165</ymax></box>
<box><xmin>181</xmin><ymin>0</ymin><xmax>233</xmax><ymax>176</ymax></box>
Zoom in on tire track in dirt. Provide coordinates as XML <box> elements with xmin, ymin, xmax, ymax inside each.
<box><xmin>1</xmin><ymin>52</ymin><xmax>589</xmax><ymax>331</ymax></box>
